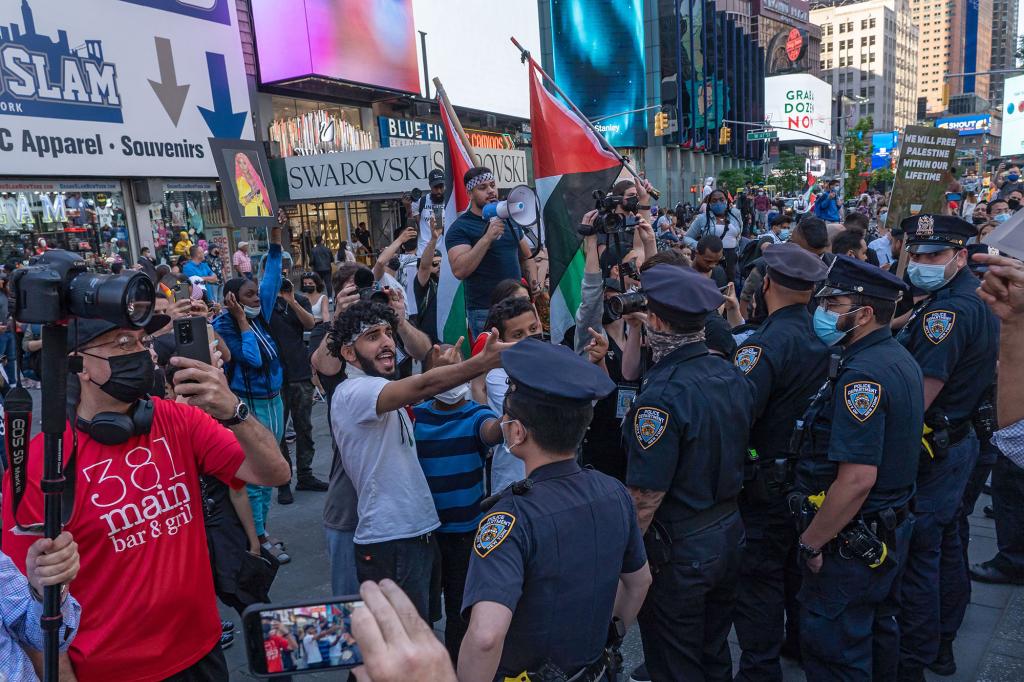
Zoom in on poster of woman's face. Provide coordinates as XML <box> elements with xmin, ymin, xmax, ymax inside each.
<box><xmin>209</xmin><ymin>138</ymin><xmax>279</xmax><ymax>228</ymax></box>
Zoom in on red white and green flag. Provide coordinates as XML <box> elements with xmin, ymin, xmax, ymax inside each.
<box><xmin>435</xmin><ymin>96</ymin><xmax>474</xmax><ymax>347</ymax></box>
<box><xmin>528</xmin><ymin>61</ymin><xmax>622</xmax><ymax>343</ymax></box>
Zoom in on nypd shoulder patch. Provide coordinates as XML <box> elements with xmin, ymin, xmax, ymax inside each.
<box><xmin>844</xmin><ymin>381</ymin><xmax>882</xmax><ymax>422</ymax></box>
<box><xmin>474</xmin><ymin>512</ymin><xmax>516</xmax><ymax>558</ymax></box>
<box><xmin>634</xmin><ymin>407</ymin><xmax>669</xmax><ymax>450</ymax></box>
<box><xmin>734</xmin><ymin>346</ymin><xmax>762</xmax><ymax>374</ymax></box>
<box><xmin>922</xmin><ymin>310</ymin><xmax>956</xmax><ymax>345</ymax></box>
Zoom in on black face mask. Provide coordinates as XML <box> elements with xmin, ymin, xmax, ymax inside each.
<box><xmin>1009</xmin><ymin>199</ymin><xmax>1021</xmax><ymax>211</ymax></box>
<box><xmin>301</xmin><ymin>285</ymin><xmax>316</xmax><ymax>293</ymax></box>
<box><xmin>87</xmin><ymin>350</ymin><xmax>155</xmax><ymax>404</ymax></box>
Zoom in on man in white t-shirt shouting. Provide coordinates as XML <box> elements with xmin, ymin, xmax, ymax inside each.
<box><xmin>328</xmin><ymin>300</ymin><xmax>509</xmax><ymax>618</ymax></box>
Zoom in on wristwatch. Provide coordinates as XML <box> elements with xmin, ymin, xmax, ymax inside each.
<box><xmin>219</xmin><ymin>399</ymin><xmax>250</xmax><ymax>427</ymax></box>
<box><xmin>798</xmin><ymin>540</ymin><xmax>822</xmax><ymax>562</ymax></box>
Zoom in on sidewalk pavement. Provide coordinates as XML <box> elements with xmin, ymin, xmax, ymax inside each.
<box><xmin>222</xmin><ymin>401</ymin><xmax>1024</xmax><ymax>681</ymax></box>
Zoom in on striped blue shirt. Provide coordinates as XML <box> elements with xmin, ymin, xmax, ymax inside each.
<box><xmin>413</xmin><ymin>400</ymin><xmax>497</xmax><ymax>533</ymax></box>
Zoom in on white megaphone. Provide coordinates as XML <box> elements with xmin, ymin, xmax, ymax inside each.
<box><xmin>481</xmin><ymin>185</ymin><xmax>538</xmax><ymax>227</ymax></box>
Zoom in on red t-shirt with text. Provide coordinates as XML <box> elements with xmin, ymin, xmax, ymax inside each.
<box><xmin>264</xmin><ymin>634</ymin><xmax>290</xmax><ymax>673</ymax></box>
<box><xmin>2</xmin><ymin>397</ymin><xmax>245</xmax><ymax>682</ymax></box>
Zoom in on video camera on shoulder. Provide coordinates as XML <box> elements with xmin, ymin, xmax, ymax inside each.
<box><xmin>578</xmin><ymin>190</ymin><xmax>640</xmax><ymax>237</ymax></box>
<box><xmin>353</xmin><ymin>268</ymin><xmax>389</xmax><ymax>305</ymax></box>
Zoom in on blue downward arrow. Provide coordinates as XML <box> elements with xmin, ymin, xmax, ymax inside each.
<box><xmin>198</xmin><ymin>52</ymin><xmax>247</xmax><ymax>139</ymax></box>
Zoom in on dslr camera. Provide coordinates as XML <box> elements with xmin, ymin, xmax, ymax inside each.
<box><xmin>10</xmin><ymin>249</ymin><xmax>155</xmax><ymax>327</ymax></box>
<box><xmin>578</xmin><ymin>191</ymin><xmax>640</xmax><ymax>236</ymax></box>
<box><xmin>605</xmin><ymin>288</ymin><xmax>647</xmax><ymax>320</ymax></box>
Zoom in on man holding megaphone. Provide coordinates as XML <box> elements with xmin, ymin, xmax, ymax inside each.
<box><xmin>446</xmin><ymin>166</ymin><xmax>540</xmax><ymax>337</ymax></box>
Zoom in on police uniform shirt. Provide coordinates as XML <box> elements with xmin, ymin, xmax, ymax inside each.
<box><xmin>461</xmin><ymin>459</ymin><xmax>646</xmax><ymax>678</ymax></box>
<box><xmin>625</xmin><ymin>342</ymin><xmax>755</xmax><ymax>520</ymax></box>
<box><xmin>796</xmin><ymin>328</ymin><xmax>924</xmax><ymax>514</ymax></box>
<box><xmin>734</xmin><ymin>303</ymin><xmax>830</xmax><ymax>458</ymax></box>
<box><xmin>896</xmin><ymin>267</ymin><xmax>999</xmax><ymax>423</ymax></box>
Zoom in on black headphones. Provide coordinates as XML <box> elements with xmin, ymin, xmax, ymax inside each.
<box><xmin>74</xmin><ymin>398</ymin><xmax>155</xmax><ymax>445</ymax></box>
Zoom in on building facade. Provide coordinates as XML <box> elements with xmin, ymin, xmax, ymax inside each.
<box><xmin>811</xmin><ymin>0</ymin><xmax>918</xmax><ymax>131</ymax></box>
<box><xmin>910</xmin><ymin>0</ymin><xmax>993</xmax><ymax>114</ymax></box>
<box><xmin>990</xmin><ymin>0</ymin><xmax>1020</xmax><ymax>107</ymax></box>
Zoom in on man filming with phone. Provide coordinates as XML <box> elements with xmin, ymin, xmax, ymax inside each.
<box><xmin>2</xmin><ymin>314</ymin><xmax>290</xmax><ymax>681</ymax></box>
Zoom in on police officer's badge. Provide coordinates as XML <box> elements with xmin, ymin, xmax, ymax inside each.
<box><xmin>474</xmin><ymin>512</ymin><xmax>516</xmax><ymax>558</ymax></box>
<box><xmin>923</xmin><ymin>310</ymin><xmax>955</xmax><ymax>344</ymax></box>
<box><xmin>916</xmin><ymin>215</ymin><xmax>934</xmax><ymax>237</ymax></box>
<box><xmin>844</xmin><ymin>381</ymin><xmax>882</xmax><ymax>422</ymax></box>
<box><xmin>734</xmin><ymin>346</ymin><xmax>762</xmax><ymax>374</ymax></box>
<box><xmin>634</xmin><ymin>407</ymin><xmax>669</xmax><ymax>450</ymax></box>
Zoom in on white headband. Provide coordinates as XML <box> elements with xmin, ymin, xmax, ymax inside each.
<box><xmin>342</xmin><ymin>321</ymin><xmax>390</xmax><ymax>347</ymax></box>
<box><xmin>466</xmin><ymin>172</ymin><xmax>495</xmax><ymax>192</ymax></box>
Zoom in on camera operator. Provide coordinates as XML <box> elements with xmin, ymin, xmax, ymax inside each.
<box><xmin>446</xmin><ymin>167</ymin><xmax>539</xmax><ymax>337</ymax></box>
<box><xmin>592</xmin><ymin>178</ymin><xmax>658</xmax><ymax>266</ymax></box>
<box><xmin>2</xmin><ymin>315</ymin><xmax>289</xmax><ymax>680</ymax></box>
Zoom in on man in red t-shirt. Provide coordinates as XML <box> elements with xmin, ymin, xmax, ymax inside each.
<box><xmin>263</xmin><ymin>623</ymin><xmax>295</xmax><ymax>673</ymax></box>
<box><xmin>2</xmin><ymin>317</ymin><xmax>290</xmax><ymax>682</ymax></box>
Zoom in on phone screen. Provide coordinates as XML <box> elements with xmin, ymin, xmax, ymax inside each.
<box><xmin>244</xmin><ymin>599</ymin><xmax>364</xmax><ymax>676</ymax></box>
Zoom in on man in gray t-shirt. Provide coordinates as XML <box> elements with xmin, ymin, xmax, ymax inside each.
<box><xmin>329</xmin><ymin>300</ymin><xmax>508</xmax><ymax>618</ymax></box>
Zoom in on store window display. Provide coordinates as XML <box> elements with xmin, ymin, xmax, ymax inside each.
<box><xmin>148</xmin><ymin>184</ymin><xmax>226</xmax><ymax>267</ymax></box>
<box><xmin>0</xmin><ymin>182</ymin><xmax>130</xmax><ymax>269</ymax></box>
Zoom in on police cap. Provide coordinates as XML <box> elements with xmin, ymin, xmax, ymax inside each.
<box><xmin>502</xmin><ymin>337</ymin><xmax>615</xmax><ymax>407</ymax></box>
<box><xmin>763</xmin><ymin>243</ymin><xmax>829</xmax><ymax>291</ymax></box>
<box><xmin>641</xmin><ymin>264</ymin><xmax>724</xmax><ymax>317</ymax></box>
<box><xmin>902</xmin><ymin>214</ymin><xmax>977</xmax><ymax>254</ymax></box>
<box><xmin>815</xmin><ymin>254</ymin><xmax>908</xmax><ymax>301</ymax></box>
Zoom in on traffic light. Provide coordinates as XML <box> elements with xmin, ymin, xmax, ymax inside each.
<box><xmin>654</xmin><ymin>111</ymin><xmax>669</xmax><ymax>136</ymax></box>
<box><xmin>719</xmin><ymin>126</ymin><xmax>732</xmax><ymax>145</ymax></box>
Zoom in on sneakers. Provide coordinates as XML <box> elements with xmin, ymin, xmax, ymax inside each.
<box><xmin>970</xmin><ymin>560</ymin><xmax>1024</xmax><ymax>585</ymax></box>
<box><xmin>928</xmin><ymin>638</ymin><xmax>956</xmax><ymax>676</ymax></box>
<box><xmin>222</xmin><ymin>620</ymin><xmax>234</xmax><ymax>633</ymax></box>
<box><xmin>296</xmin><ymin>476</ymin><xmax>329</xmax><ymax>492</ymax></box>
<box><xmin>628</xmin><ymin>664</ymin><xmax>651</xmax><ymax>682</ymax></box>
<box><xmin>277</xmin><ymin>484</ymin><xmax>294</xmax><ymax>505</ymax></box>
<box><xmin>220</xmin><ymin>631</ymin><xmax>234</xmax><ymax>649</ymax></box>
<box><xmin>284</xmin><ymin>429</ymin><xmax>296</xmax><ymax>443</ymax></box>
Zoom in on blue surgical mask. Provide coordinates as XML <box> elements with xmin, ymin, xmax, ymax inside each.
<box><xmin>243</xmin><ymin>304</ymin><xmax>262</xmax><ymax>319</ymax></box>
<box><xmin>1008</xmin><ymin>173</ymin><xmax>1020</xmax><ymax>182</ymax></box>
<box><xmin>879</xmin><ymin>212</ymin><xmax>888</xmax><ymax>225</ymax></box>
<box><xmin>907</xmin><ymin>254</ymin><xmax>955</xmax><ymax>291</ymax></box>
<box><xmin>780</xmin><ymin>229</ymin><xmax>791</xmax><ymax>241</ymax></box>
<box><xmin>994</xmin><ymin>213</ymin><xmax>1011</xmax><ymax>223</ymax></box>
<box><xmin>813</xmin><ymin>306</ymin><xmax>863</xmax><ymax>346</ymax></box>
<box><xmin>710</xmin><ymin>202</ymin><xmax>727</xmax><ymax>216</ymax></box>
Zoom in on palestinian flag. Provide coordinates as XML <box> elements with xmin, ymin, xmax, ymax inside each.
<box><xmin>528</xmin><ymin>61</ymin><xmax>622</xmax><ymax>344</ymax></box>
<box><xmin>435</xmin><ymin>96</ymin><xmax>473</xmax><ymax>347</ymax></box>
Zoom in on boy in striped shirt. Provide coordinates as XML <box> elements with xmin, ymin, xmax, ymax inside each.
<box><xmin>413</xmin><ymin>378</ymin><xmax>502</xmax><ymax>663</ymax></box>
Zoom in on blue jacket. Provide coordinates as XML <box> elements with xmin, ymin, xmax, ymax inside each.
<box><xmin>813</xmin><ymin>191</ymin><xmax>840</xmax><ymax>222</ymax></box>
<box><xmin>213</xmin><ymin>243</ymin><xmax>283</xmax><ymax>399</ymax></box>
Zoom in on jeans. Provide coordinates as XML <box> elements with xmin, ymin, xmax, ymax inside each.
<box><xmin>467</xmin><ymin>308</ymin><xmax>490</xmax><ymax>339</ymax></box>
<box><xmin>639</xmin><ymin>512</ymin><xmax>744</xmax><ymax>682</ymax></box>
<box><xmin>990</xmin><ymin>453</ymin><xmax>1024</xmax><ymax>576</ymax></box>
<box><xmin>436</xmin><ymin>531</ymin><xmax>475</xmax><ymax>662</ymax></box>
<box><xmin>245</xmin><ymin>394</ymin><xmax>284</xmax><ymax>537</ymax></box>
<box><xmin>0</xmin><ymin>330</ymin><xmax>14</xmax><ymax>385</ymax></box>
<box><xmin>279</xmin><ymin>382</ymin><xmax>315</xmax><ymax>481</ymax></box>
<box><xmin>326</xmin><ymin>527</ymin><xmax>360</xmax><ymax>597</ymax></box>
<box><xmin>206</xmin><ymin>283</ymin><xmax>222</xmax><ymax>305</ymax></box>
<box><xmin>355</xmin><ymin>533</ymin><xmax>438</xmax><ymax>620</ymax></box>
<box><xmin>899</xmin><ymin>432</ymin><xmax>978</xmax><ymax>669</ymax></box>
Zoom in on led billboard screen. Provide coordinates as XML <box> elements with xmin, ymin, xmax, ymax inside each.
<box><xmin>251</xmin><ymin>0</ymin><xmax>420</xmax><ymax>93</ymax></box>
<box><xmin>549</xmin><ymin>0</ymin><xmax>647</xmax><ymax>147</ymax></box>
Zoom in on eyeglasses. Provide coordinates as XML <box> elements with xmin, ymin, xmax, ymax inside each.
<box><xmin>81</xmin><ymin>334</ymin><xmax>153</xmax><ymax>354</ymax></box>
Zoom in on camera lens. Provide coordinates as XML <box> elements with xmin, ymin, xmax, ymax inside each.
<box><xmin>607</xmin><ymin>291</ymin><xmax>647</xmax><ymax>317</ymax></box>
<box><xmin>69</xmin><ymin>271</ymin><xmax>155</xmax><ymax>328</ymax></box>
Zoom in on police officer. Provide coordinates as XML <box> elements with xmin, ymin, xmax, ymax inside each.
<box><xmin>894</xmin><ymin>215</ymin><xmax>999</xmax><ymax>681</ymax></box>
<box><xmin>731</xmin><ymin>244</ymin><xmax>830</xmax><ymax>682</ymax></box>
<box><xmin>459</xmin><ymin>338</ymin><xmax>651</xmax><ymax>682</ymax></box>
<box><xmin>794</xmin><ymin>255</ymin><xmax>922</xmax><ymax>681</ymax></box>
<box><xmin>624</xmin><ymin>264</ymin><xmax>755</xmax><ymax>682</ymax></box>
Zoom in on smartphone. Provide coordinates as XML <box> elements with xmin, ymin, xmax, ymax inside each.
<box><xmin>243</xmin><ymin>597</ymin><xmax>364</xmax><ymax>677</ymax></box>
<box><xmin>172</xmin><ymin>281</ymin><xmax>191</xmax><ymax>303</ymax></box>
<box><xmin>173</xmin><ymin>316</ymin><xmax>211</xmax><ymax>365</ymax></box>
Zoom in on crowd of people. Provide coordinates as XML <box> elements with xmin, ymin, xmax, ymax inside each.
<box><xmin>0</xmin><ymin>159</ymin><xmax>1021</xmax><ymax>682</ymax></box>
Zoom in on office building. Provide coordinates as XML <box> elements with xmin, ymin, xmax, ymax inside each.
<box><xmin>989</xmin><ymin>0</ymin><xmax>1020</xmax><ymax>107</ymax></box>
<box><xmin>910</xmin><ymin>0</ymin><xmax>992</xmax><ymax>114</ymax></box>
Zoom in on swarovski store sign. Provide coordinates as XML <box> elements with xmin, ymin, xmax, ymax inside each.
<box><xmin>273</xmin><ymin>143</ymin><xmax>529</xmax><ymax>201</ymax></box>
